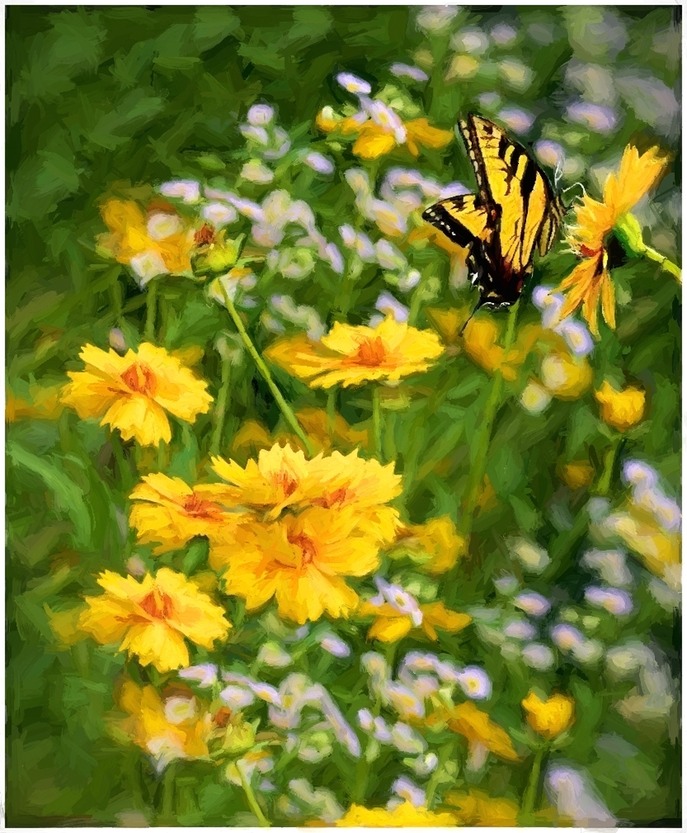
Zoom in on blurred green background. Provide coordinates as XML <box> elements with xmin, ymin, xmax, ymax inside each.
<box><xmin>6</xmin><ymin>5</ymin><xmax>681</xmax><ymax>825</ymax></box>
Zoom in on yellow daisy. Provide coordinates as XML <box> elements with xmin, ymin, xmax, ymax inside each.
<box><xmin>99</xmin><ymin>198</ymin><xmax>195</xmax><ymax>278</ymax></box>
<box><xmin>61</xmin><ymin>342</ymin><xmax>212</xmax><ymax>446</ymax></box>
<box><xmin>336</xmin><ymin>800</ymin><xmax>457</xmax><ymax>827</ymax></box>
<box><xmin>428</xmin><ymin>701</ymin><xmax>519</xmax><ymax>762</ymax></box>
<box><xmin>265</xmin><ymin>316</ymin><xmax>444</xmax><ymax>389</ymax></box>
<box><xmin>6</xmin><ymin>383</ymin><xmax>66</xmax><ymax>422</ymax></box>
<box><xmin>129</xmin><ymin>473</ymin><xmax>239</xmax><ymax>554</ymax></box>
<box><xmin>79</xmin><ymin>568</ymin><xmax>231</xmax><ymax>672</ymax></box>
<box><xmin>358</xmin><ymin>599</ymin><xmax>471</xmax><ymax>643</ymax></box>
<box><xmin>521</xmin><ymin>691</ymin><xmax>575</xmax><ymax>740</ymax></box>
<box><xmin>209</xmin><ymin>507</ymin><xmax>381</xmax><ymax>624</ymax></box>
<box><xmin>594</xmin><ymin>380</ymin><xmax>646</xmax><ymax>432</ymax></box>
<box><xmin>115</xmin><ymin>679</ymin><xmax>212</xmax><ymax>767</ymax></box>
<box><xmin>555</xmin><ymin>145</ymin><xmax>669</xmax><ymax>337</ymax></box>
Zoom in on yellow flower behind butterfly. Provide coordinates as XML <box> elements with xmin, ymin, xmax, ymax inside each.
<box><xmin>79</xmin><ymin>568</ymin><xmax>231</xmax><ymax>672</ymax></box>
<box><xmin>61</xmin><ymin>343</ymin><xmax>212</xmax><ymax>446</ymax></box>
<box><xmin>266</xmin><ymin>316</ymin><xmax>444</xmax><ymax>389</ymax></box>
<box><xmin>336</xmin><ymin>800</ymin><xmax>457</xmax><ymax>827</ymax></box>
<box><xmin>555</xmin><ymin>145</ymin><xmax>669</xmax><ymax>337</ymax></box>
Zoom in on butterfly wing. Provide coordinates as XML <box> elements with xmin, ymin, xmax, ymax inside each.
<box><xmin>421</xmin><ymin>194</ymin><xmax>494</xmax><ymax>249</ymax></box>
<box><xmin>460</xmin><ymin>113</ymin><xmax>565</xmax><ymax>279</ymax></box>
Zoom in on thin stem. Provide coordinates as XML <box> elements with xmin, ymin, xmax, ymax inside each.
<box><xmin>237</xmin><ymin>759</ymin><xmax>270</xmax><ymax>827</ymax></box>
<box><xmin>371</xmin><ymin>385</ymin><xmax>383</xmax><ymax>461</ymax></box>
<box><xmin>425</xmin><ymin>741</ymin><xmax>454</xmax><ymax>807</ymax></box>
<box><xmin>643</xmin><ymin>245</ymin><xmax>681</xmax><ymax>282</ymax></box>
<box><xmin>595</xmin><ymin>435</ymin><xmax>622</xmax><ymax>497</ymax></box>
<box><xmin>521</xmin><ymin>746</ymin><xmax>545</xmax><ymax>820</ymax></box>
<box><xmin>144</xmin><ymin>279</ymin><xmax>159</xmax><ymax>342</ymax></box>
<box><xmin>210</xmin><ymin>356</ymin><xmax>232</xmax><ymax>456</ymax></box>
<box><xmin>218</xmin><ymin>282</ymin><xmax>314</xmax><ymax>456</ymax></box>
<box><xmin>158</xmin><ymin>763</ymin><xmax>175</xmax><ymax>823</ymax></box>
<box><xmin>326</xmin><ymin>389</ymin><xmax>337</xmax><ymax>446</ymax></box>
<box><xmin>457</xmin><ymin>303</ymin><xmax>520</xmax><ymax>541</ymax></box>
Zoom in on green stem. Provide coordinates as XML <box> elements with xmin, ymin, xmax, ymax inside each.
<box><xmin>371</xmin><ymin>385</ymin><xmax>383</xmax><ymax>461</ymax></box>
<box><xmin>595</xmin><ymin>435</ymin><xmax>622</xmax><ymax>496</ymax></box>
<box><xmin>159</xmin><ymin>763</ymin><xmax>176</xmax><ymax>823</ymax></box>
<box><xmin>457</xmin><ymin>303</ymin><xmax>520</xmax><ymax>541</ymax></box>
<box><xmin>642</xmin><ymin>245</ymin><xmax>681</xmax><ymax>282</ymax></box>
<box><xmin>521</xmin><ymin>746</ymin><xmax>545</xmax><ymax>821</ymax></box>
<box><xmin>326</xmin><ymin>389</ymin><xmax>337</xmax><ymax>446</ymax></box>
<box><xmin>425</xmin><ymin>741</ymin><xmax>454</xmax><ymax>807</ymax></box>
<box><xmin>408</xmin><ymin>272</ymin><xmax>426</xmax><ymax>326</ymax></box>
<box><xmin>218</xmin><ymin>282</ymin><xmax>314</xmax><ymax>456</ymax></box>
<box><xmin>237</xmin><ymin>759</ymin><xmax>270</xmax><ymax>827</ymax></box>
<box><xmin>210</xmin><ymin>356</ymin><xmax>232</xmax><ymax>456</ymax></box>
<box><xmin>144</xmin><ymin>279</ymin><xmax>159</xmax><ymax>342</ymax></box>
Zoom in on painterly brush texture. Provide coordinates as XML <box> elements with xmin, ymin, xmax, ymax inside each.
<box><xmin>6</xmin><ymin>5</ymin><xmax>681</xmax><ymax>827</ymax></box>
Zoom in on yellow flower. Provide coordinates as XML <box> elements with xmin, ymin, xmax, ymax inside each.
<box><xmin>462</xmin><ymin>318</ymin><xmax>523</xmax><ymax>382</ymax></box>
<box><xmin>594</xmin><ymin>380</ymin><xmax>646</xmax><ymax>432</ymax></box>
<box><xmin>559</xmin><ymin>461</ymin><xmax>595</xmax><ymax>490</ymax></box>
<box><xmin>429</xmin><ymin>701</ymin><xmax>519</xmax><ymax>762</ymax></box>
<box><xmin>61</xmin><ymin>342</ymin><xmax>212</xmax><ymax>446</ymax></box>
<box><xmin>521</xmin><ymin>691</ymin><xmax>575</xmax><ymax>739</ymax></box>
<box><xmin>210</xmin><ymin>507</ymin><xmax>381</xmax><ymax>624</ymax></box>
<box><xmin>79</xmin><ymin>568</ymin><xmax>231</xmax><ymax>672</ymax></box>
<box><xmin>445</xmin><ymin>790</ymin><xmax>519</xmax><ymax>826</ymax></box>
<box><xmin>6</xmin><ymin>383</ymin><xmax>66</xmax><ymax>422</ymax></box>
<box><xmin>604</xmin><ymin>509</ymin><xmax>680</xmax><ymax>587</ymax></box>
<box><xmin>394</xmin><ymin>517</ymin><xmax>466</xmax><ymax>574</ymax></box>
<box><xmin>47</xmin><ymin>605</ymin><xmax>86</xmax><ymax>649</ymax></box>
<box><xmin>336</xmin><ymin>801</ymin><xmax>456</xmax><ymax>827</ymax></box>
<box><xmin>115</xmin><ymin>679</ymin><xmax>212</xmax><ymax>767</ymax></box>
<box><xmin>318</xmin><ymin>102</ymin><xmax>452</xmax><ymax>160</ymax></box>
<box><xmin>539</xmin><ymin>352</ymin><xmax>593</xmax><ymax>400</ymax></box>
<box><xmin>265</xmin><ymin>316</ymin><xmax>444</xmax><ymax>389</ymax></box>
<box><xmin>129</xmin><ymin>473</ymin><xmax>237</xmax><ymax>554</ymax></box>
<box><xmin>359</xmin><ymin>599</ymin><xmax>471</xmax><ymax>643</ymax></box>
<box><xmin>99</xmin><ymin>198</ymin><xmax>195</xmax><ymax>277</ymax></box>
<box><xmin>555</xmin><ymin>145</ymin><xmax>669</xmax><ymax>337</ymax></box>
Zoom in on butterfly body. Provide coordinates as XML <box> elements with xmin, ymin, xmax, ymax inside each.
<box><xmin>423</xmin><ymin>113</ymin><xmax>565</xmax><ymax>310</ymax></box>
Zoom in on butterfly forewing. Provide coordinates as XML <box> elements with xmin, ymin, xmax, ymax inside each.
<box><xmin>421</xmin><ymin>194</ymin><xmax>493</xmax><ymax>248</ymax></box>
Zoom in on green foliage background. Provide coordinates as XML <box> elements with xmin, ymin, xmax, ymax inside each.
<box><xmin>6</xmin><ymin>5</ymin><xmax>681</xmax><ymax>826</ymax></box>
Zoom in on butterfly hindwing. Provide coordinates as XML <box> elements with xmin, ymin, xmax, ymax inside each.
<box><xmin>421</xmin><ymin>194</ymin><xmax>494</xmax><ymax>249</ymax></box>
<box><xmin>424</xmin><ymin>112</ymin><xmax>565</xmax><ymax>309</ymax></box>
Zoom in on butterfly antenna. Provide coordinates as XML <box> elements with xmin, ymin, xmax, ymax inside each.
<box><xmin>560</xmin><ymin>181</ymin><xmax>587</xmax><ymax>204</ymax></box>
<box><xmin>459</xmin><ymin>295</ymin><xmax>487</xmax><ymax>337</ymax></box>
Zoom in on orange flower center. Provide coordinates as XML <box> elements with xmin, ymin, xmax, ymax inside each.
<box><xmin>273</xmin><ymin>470</ymin><xmax>299</xmax><ymax>498</ymax></box>
<box><xmin>183</xmin><ymin>494</ymin><xmax>219</xmax><ymax>519</ymax></box>
<box><xmin>139</xmin><ymin>587</ymin><xmax>175</xmax><ymax>619</ymax></box>
<box><xmin>313</xmin><ymin>486</ymin><xmax>349</xmax><ymax>508</ymax></box>
<box><xmin>351</xmin><ymin>336</ymin><xmax>387</xmax><ymax>367</ymax></box>
<box><xmin>121</xmin><ymin>362</ymin><xmax>157</xmax><ymax>396</ymax></box>
<box><xmin>287</xmin><ymin>532</ymin><xmax>318</xmax><ymax>566</ymax></box>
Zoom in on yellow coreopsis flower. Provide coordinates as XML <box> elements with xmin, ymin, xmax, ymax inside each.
<box><xmin>594</xmin><ymin>380</ymin><xmax>646</xmax><ymax>432</ymax></box>
<box><xmin>394</xmin><ymin>516</ymin><xmax>466</xmax><ymax>574</ymax></box>
<box><xmin>115</xmin><ymin>679</ymin><xmax>212</xmax><ymax>769</ymax></box>
<box><xmin>555</xmin><ymin>145</ymin><xmax>669</xmax><ymax>337</ymax></box>
<box><xmin>61</xmin><ymin>343</ymin><xmax>212</xmax><ymax>446</ymax></box>
<box><xmin>521</xmin><ymin>691</ymin><xmax>575</xmax><ymax>740</ymax></box>
<box><xmin>79</xmin><ymin>568</ymin><xmax>231</xmax><ymax>672</ymax></box>
<box><xmin>99</xmin><ymin>198</ymin><xmax>195</xmax><ymax>280</ymax></box>
<box><xmin>539</xmin><ymin>351</ymin><xmax>593</xmax><ymax>400</ymax></box>
<box><xmin>336</xmin><ymin>800</ymin><xmax>457</xmax><ymax>827</ymax></box>
<box><xmin>462</xmin><ymin>318</ymin><xmax>524</xmax><ymax>382</ymax></box>
<box><xmin>129</xmin><ymin>473</ymin><xmax>238</xmax><ymax>554</ymax></box>
<box><xmin>358</xmin><ymin>599</ymin><xmax>471</xmax><ymax>643</ymax></box>
<box><xmin>429</xmin><ymin>701</ymin><xmax>519</xmax><ymax>762</ymax></box>
<box><xmin>559</xmin><ymin>460</ymin><xmax>595</xmax><ymax>490</ymax></box>
<box><xmin>210</xmin><ymin>507</ymin><xmax>382</xmax><ymax>624</ymax></box>
<box><xmin>445</xmin><ymin>790</ymin><xmax>520</xmax><ymax>826</ymax></box>
<box><xmin>265</xmin><ymin>316</ymin><xmax>444</xmax><ymax>389</ymax></box>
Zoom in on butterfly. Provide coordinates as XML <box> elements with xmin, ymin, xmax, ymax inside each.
<box><xmin>422</xmin><ymin>113</ymin><xmax>565</xmax><ymax>313</ymax></box>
